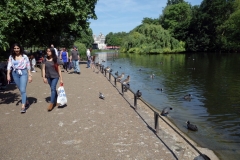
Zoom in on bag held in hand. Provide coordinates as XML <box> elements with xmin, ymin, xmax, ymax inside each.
<box><xmin>57</xmin><ymin>83</ymin><xmax>67</xmax><ymax>106</ymax></box>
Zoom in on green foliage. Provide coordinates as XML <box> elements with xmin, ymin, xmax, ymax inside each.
<box><xmin>142</xmin><ymin>17</ymin><xmax>160</xmax><ymax>25</ymax></box>
<box><xmin>216</xmin><ymin>0</ymin><xmax>240</xmax><ymax>51</ymax></box>
<box><xmin>73</xmin><ymin>41</ymin><xmax>86</xmax><ymax>58</ymax></box>
<box><xmin>120</xmin><ymin>24</ymin><xmax>185</xmax><ymax>54</ymax></box>
<box><xmin>160</xmin><ymin>1</ymin><xmax>192</xmax><ymax>40</ymax></box>
<box><xmin>0</xmin><ymin>0</ymin><xmax>97</xmax><ymax>50</ymax></box>
<box><xmin>105</xmin><ymin>32</ymin><xmax>128</xmax><ymax>46</ymax></box>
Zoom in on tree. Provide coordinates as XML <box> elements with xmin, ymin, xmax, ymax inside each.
<box><xmin>167</xmin><ymin>0</ymin><xmax>184</xmax><ymax>6</ymax></box>
<box><xmin>105</xmin><ymin>32</ymin><xmax>128</xmax><ymax>47</ymax></box>
<box><xmin>120</xmin><ymin>24</ymin><xmax>185</xmax><ymax>54</ymax></box>
<box><xmin>160</xmin><ymin>1</ymin><xmax>192</xmax><ymax>41</ymax></box>
<box><xmin>142</xmin><ymin>17</ymin><xmax>159</xmax><ymax>25</ymax></box>
<box><xmin>0</xmin><ymin>0</ymin><xmax>97</xmax><ymax>50</ymax></box>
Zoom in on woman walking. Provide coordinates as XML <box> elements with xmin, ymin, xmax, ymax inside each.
<box><xmin>7</xmin><ymin>43</ymin><xmax>32</xmax><ymax>113</ymax></box>
<box><xmin>42</xmin><ymin>47</ymin><xmax>63</xmax><ymax>111</ymax></box>
<box><xmin>60</xmin><ymin>48</ymin><xmax>68</xmax><ymax>72</ymax></box>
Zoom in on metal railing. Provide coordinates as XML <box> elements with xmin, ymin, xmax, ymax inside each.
<box><xmin>96</xmin><ymin>63</ymin><xmax>210</xmax><ymax>160</ymax></box>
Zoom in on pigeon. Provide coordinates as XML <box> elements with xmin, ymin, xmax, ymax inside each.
<box><xmin>99</xmin><ymin>92</ymin><xmax>105</xmax><ymax>99</ymax></box>
<box><xmin>115</xmin><ymin>71</ymin><xmax>118</xmax><ymax>76</ymax></box>
<box><xmin>184</xmin><ymin>94</ymin><xmax>192</xmax><ymax>100</ymax></box>
<box><xmin>136</xmin><ymin>90</ymin><xmax>142</xmax><ymax>97</ymax></box>
<box><xmin>121</xmin><ymin>75</ymin><xmax>130</xmax><ymax>84</ymax></box>
<box><xmin>186</xmin><ymin>121</ymin><xmax>198</xmax><ymax>131</ymax></box>
<box><xmin>116</xmin><ymin>73</ymin><xmax>124</xmax><ymax>82</ymax></box>
<box><xmin>161</xmin><ymin>107</ymin><xmax>173</xmax><ymax>116</ymax></box>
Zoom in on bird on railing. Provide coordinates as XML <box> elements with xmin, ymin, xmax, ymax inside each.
<box><xmin>123</xmin><ymin>83</ymin><xmax>130</xmax><ymax>92</ymax></box>
<box><xmin>136</xmin><ymin>90</ymin><xmax>142</xmax><ymax>97</ymax></box>
<box><xmin>99</xmin><ymin>92</ymin><xmax>105</xmax><ymax>99</ymax></box>
<box><xmin>104</xmin><ymin>66</ymin><xmax>110</xmax><ymax>72</ymax></box>
<box><xmin>116</xmin><ymin>73</ymin><xmax>124</xmax><ymax>82</ymax></box>
<box><xmin>161</xmin><ymin>107</ymin><xmax>173</xmax><ymax>116</ymax></box>
<box><xmin>121</xmin><ymin>75</ymin><xmax>130</xmax><ymax>84</ymax></box>
<box><xmin>115</xmin><ymin>71</ymin><xmax>118</xmax><ymax>76</ymax></box>
<box><xmin>184</xmin><ymin>94</ymin><xmax>192</xmax><ymax>100</ymax></box>
<box><xmin>186</xmin><ymin>121</ymin><xmax>198</xmax><ymax>131</ymax></box>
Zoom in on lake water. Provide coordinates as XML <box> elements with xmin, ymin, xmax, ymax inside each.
<box><xmin>95</xmin><ymin>52</ymin><xmax>240</xmax><ymax>160</ymax></box>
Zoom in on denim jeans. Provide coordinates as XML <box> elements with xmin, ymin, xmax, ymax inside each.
<box><xmin>12</xmin><ymin>69</ymin><xmax>28</xmax><ymax>104</ymax></box>
<box><xmin>87</xmin><ymin>60</ymin><xmax>91</xmax><ymax>68</ymax></box>
<box><xmin>47</xmin><ymin>77</ymin><xmax>59</xmax><ymax>103</ymax></box>
<box><xmin>72</xmin><ymin>60</ymin><xmax>80</xmax><ymax>73</ymax></box>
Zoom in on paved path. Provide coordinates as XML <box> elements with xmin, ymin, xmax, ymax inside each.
<box><xmin>0</xmin><ymin>64</ymin><xmax>218</xmax><ymax>160</ymax></box>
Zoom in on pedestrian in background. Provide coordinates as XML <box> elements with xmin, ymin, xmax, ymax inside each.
<box><xmin>42</xmin><ymin>47</ymin><xmax>63</xmax><ymax>111</ymax></box>
<box><xmin>86</xmin><ymin>48</ymin><xmax>91</xmax><ymax>68</ymax></box>
<box><xmin>7</xmin><ymin>43</ymin><xmax>32</xmax><ymax>113</ymax></box>
<box><xmin>70</xmin><ymin>46</ymin><xmax>80</xmax><ymax>74</ymax></box>
<box><xmin>60</xmin><ymin>48</ymin><xmax>69</xmax><ymax>72</ymax></box>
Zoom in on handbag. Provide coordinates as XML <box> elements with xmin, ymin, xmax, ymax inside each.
<box><xmin>57</xmin><ymin>83</ymin><xmax>67</xmax><ymax>106</ymax></box>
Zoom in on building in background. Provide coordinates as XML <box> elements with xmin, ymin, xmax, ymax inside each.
<box><xmin>92</xmin><ymin>33</ymin><xmax>106</xmax><ymax>49</ymax></box>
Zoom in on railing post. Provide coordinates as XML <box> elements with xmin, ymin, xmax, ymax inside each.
<box><xmin>121</xmin><ymin>83</ymin><xmax>124</xmax><ymax>96</ymax></box>
<box><xmin>104</xmin><ymin>69</ymin><xmax>106</xmax><ymax>77</ymax></box>
<box><xmin>114</xmin><ymin>77</ymin><xmax>117</xmax><ymax>86</ymax></box>
<box><xmin>134</xmin><ymin>94</ymin><xmax>137</xmax><ymax>110</ymax></box>
<box><xmin>101</xmin><ymin>66</ymin><xmax>104</xmax><ymax>74</ymax></box>
<box><xmin>154</xmin><ymin>112</ymin><xmax>159</xmax><ymax>134</ymax></box>
<box><xmin>109</xmin><ymin>72</ymin><xmax>111</xmax><ymax>81</ymax></box>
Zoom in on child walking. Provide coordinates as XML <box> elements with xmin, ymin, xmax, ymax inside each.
<box><xmin>42</xmin><ymin>47</ymin><xmax>63</xmax><ymax>111</ymax></box>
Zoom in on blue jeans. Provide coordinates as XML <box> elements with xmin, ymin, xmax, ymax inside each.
<box><xmin>87</xmin><ymin>60</ymin><xmax>91</xmax><ymax>68</ymax></box>
<box><xmin>12</xmin><ymin>69</ymin><xmax>28</xmax><ymax>104</ymax></box>
<box><xmin>72</xmin><ymin>60</ymin><xmax>80</xmax><ymax>72</ymax></box>
<box><xmin>47</xmin><ymin>77</ymin><xmax>59</xmax><ymax>103</ymax></box>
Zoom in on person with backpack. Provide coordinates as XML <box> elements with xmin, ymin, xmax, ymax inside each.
<box><xmin>42</xmin><ymin>47</ymin><xmax>63</xmax><ymax>111</ymax></box>
<box><xmin>7</xmin><ymin>43</ymin><xmax>32</xmax><ymax>113</ymax></box>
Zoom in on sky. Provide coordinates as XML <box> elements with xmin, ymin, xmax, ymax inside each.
<box><xmin>89</xmin><ymin>0</ymin><xmax>202</xmax><ymax>36</ymax></box>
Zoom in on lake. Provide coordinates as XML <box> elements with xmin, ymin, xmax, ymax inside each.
<box><xmin>95</xmin><ymin>51</ymin><xmax>240</xmax><ymax>160</ymax></box>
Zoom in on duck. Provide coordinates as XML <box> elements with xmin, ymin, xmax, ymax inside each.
<box><xmin>161</xmin><ymin>107</ymin><xmax>173</xmax><ymax>116</ymax></box>
<box><xmin>105</xmin><ymin>66</ymin><xmax>110</xmax><ymax>72</ymax></box>
<box><xmin>186</xmin><ymin>121</ymin><xmax>198</xmax><ymax>131</ymax></box>
<box><xmin>116</xmin><ymin>73</ymin><xmax>124</xmax><ymax>82</ymax></box>
<box><xmin>150</xmin><ymin>74</ymin><xmax>155</xmax><ymax>79</ymax></box>
<box><xmin>115</xmin><ymin>71</ymin><xmax>118</xmax><ymax>76</ymax></box>
<box><xmin>121</xmin><ymin>75</ymin><xmax>130</xmax><ymax>84</ymax></box>
<box><xmin>184</xmin><ymin>94</ymin><xmax>192</xmax><ymax>100</ymax></box>
<box><xmin>156</xmin><ymin>88</ymin><xmax>163</xmax><ymax>91</ymax></box>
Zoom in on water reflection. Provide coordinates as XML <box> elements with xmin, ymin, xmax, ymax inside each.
<box><xmin>95</xmin><ymin>52</ymin><xmax>240</xmax><ymax>160</ymax></box>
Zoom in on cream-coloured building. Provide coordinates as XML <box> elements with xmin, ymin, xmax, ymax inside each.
<box><xmin>93</xmin><ymin>33</ymin><xmax>106</xmax><ymax>49</ymax></box>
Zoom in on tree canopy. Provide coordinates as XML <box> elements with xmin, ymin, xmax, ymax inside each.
<box><xmin>0</xmin><ymin>0</ymin><xmax>97</xmax><ymax>50</ymax></box>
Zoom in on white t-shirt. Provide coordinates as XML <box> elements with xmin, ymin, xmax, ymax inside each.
<box><xmin>86</xmin><ymin>49</ymin><xmax>90</xmax><ymax>57</ymax></box>
<box><xmin>54</xmin><ymin>48</ymin><xmax>58</xmax><ymax>57</ymax></box>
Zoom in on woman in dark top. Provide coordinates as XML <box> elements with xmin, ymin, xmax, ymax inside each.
<box><xmin>60</xmin><ymin>48</ymin><xmax>68</xmax><ymax>72</ymax></box>
<box><xmin>42</xmin><ymin>47</ymin><xmax>63</xmax><ymax>111</ymax></box>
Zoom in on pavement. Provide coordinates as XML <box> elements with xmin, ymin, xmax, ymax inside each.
<box><xmin>0</xmin><ymin>63</ymin><xmax>219</xmax><ymax>160</ymax></box>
